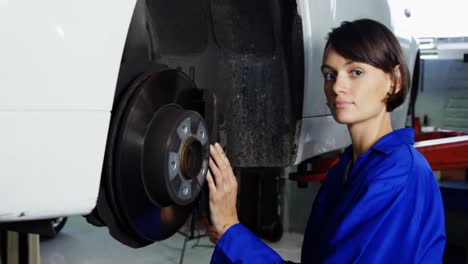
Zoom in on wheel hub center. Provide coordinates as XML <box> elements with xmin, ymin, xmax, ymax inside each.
<box><xmin>179</xmin><ymin>137</ymin><xmax>203</xmax><ymax>180</ymax></box>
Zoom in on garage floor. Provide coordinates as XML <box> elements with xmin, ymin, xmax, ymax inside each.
<box><xmin>40</xmin><ymin>216</ymin><xmax>302</xmax><ymax>264</ymax></box>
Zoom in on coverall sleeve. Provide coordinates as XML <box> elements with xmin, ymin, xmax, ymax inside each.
<box><xmin>210</xmin><ymin>223</ymin><xmax>284</xmax><ymax>264</ymax></box>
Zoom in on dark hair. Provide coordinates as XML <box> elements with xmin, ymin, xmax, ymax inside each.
<box><xmin>324</xmin><ymin>19</ymin><xmax>410</xmax><ymax>112</ymax></box>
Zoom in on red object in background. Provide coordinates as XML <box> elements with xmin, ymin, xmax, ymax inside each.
<box><xmin>415</xmin><ymin>131</ymin><xmax>465</xmax><ymax>142</ymax></box>
<box><xmin>289</xmin><ymin>154</ymin><xmax>340</xmax><ymax>182</ymax></box>
<box><xmin>415</xmin><ymin>133</ymin><xmax>468</xmax><ymax>171</ymax></box>
<box><xmin>289</xmin><ymin>171</ymin><xmax>328</xmax><ymax>182</ymax></box>
<box><xmin>414</xmin><ymin>117</ymin><xmax>421</xmax><ymax>133</ymax></box>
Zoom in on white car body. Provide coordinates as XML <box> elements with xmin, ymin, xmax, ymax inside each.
<box><xmin>0</xmin><ymin>0</ymin><xmax>136</xmax><ymax>221</ymax></box>
<box><xmin>0</xmin><ymin>0</ymin><xmax>418</xmax><ymax>223</ymax></box>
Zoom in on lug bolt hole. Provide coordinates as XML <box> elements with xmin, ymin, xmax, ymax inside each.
<box><xmin>182</xmin><ymin>186</ymin><xmax>189</xmax><ymax>196</ymax></box>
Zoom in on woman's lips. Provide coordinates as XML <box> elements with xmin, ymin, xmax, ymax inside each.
<box><xmin>334</xmin><ymin>100</ymin><xmax>354</xmax><ymax>108</ymax></box>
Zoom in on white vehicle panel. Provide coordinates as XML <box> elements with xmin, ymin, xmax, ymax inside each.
<box><xmin>0</xmin><ymin>0</ymin><xmax>135</xmax><ymax>110</ymax></box>
<box><xmin>0</xmin><ymin>112</ymin><xmax>109</xmax><ymax>221</ymax></box>
<box><xmin>0</xmin><ymin>1</ymin><xmax>135</xmax><ymax>221</ymax></box>
<box><xmin>295</xmin><ymin>115</ymin><xmax>351</xmax><ymax>163</ymax></box>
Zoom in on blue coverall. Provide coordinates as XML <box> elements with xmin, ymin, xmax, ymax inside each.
<box><xmin>211</xmin><ymin>128</ymin><xmax>446</xmax><ymax>263</ymax></box>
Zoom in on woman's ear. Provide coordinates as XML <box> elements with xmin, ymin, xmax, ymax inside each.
<box><xmin>391</xmin><ymin>64</ymin><xmax>402</xmax><ymax>94</ymax></box>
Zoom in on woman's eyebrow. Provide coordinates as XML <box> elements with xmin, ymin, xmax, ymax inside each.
<box><xmin>321</xmin><ymin>60</ymin><xmax>356</xmax><ymax>72</ymax></box>
<box><xmin>321</xmin><ymin>65</ymin><xmax>334</xmax><ymax>72</ymax></box>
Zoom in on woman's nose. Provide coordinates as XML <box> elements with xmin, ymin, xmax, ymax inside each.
<box><xmin>332</xmin><ymin>75</ymin><xmax>348</xmax><ymax>95</ymax></box>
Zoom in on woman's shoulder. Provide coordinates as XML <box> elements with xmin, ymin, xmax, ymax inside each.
<box><xmin>363</xmin><ymin>144</ymin><xmax>414</xmax><ymax>184</ymax></box>
<box><xmin>391</xmin><ymin>143</ymin><xmax>433</xmax><ymax>176</ymax></box>
<box><xmin>366</xmin><ymin>143</ymin><xmax>433</xmax><ymax>185</ymax></box>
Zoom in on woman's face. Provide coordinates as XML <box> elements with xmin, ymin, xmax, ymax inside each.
<box><xmin>322</xmin><ymin>48</ymin><xmax>394</xmax><ymax>125</ymax></box>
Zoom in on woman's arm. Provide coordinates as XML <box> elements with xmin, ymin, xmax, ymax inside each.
<box><xmin>207</xmin><ymin>143</ymin><xmax>284</xmax><ymax>264</ymax></box>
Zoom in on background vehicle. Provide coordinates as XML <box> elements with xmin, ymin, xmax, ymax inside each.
<box><xmin>0</xmin><ymin>0</ymin><xmax>418</xmax><ymax>247</ymax></box>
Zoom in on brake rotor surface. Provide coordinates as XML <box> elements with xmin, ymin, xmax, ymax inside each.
<box><xmin>99</xmin><ymin>69</ymin><xmax>209</xmax><ymax>246</ymax></box>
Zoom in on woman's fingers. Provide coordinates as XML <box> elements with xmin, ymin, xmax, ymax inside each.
<box><xmin>207</xmin><ymin>142</ymin><xmax>236</xmax><ymax>189</ymax></box>
<box><xmin>214</xmin><ymin>143</ymin><xmax>232</xmax><ymax>168</ymax></box>
<box><xmin>209</xmin><ymin>157</ymin><xmax>223</xmax><ymax>186</ymax></box>
<box><xmin>210</xmin><ymin>144</ymin><xmax>227</xmax><ymax>170</ymax></box>
<box><xmin>213</xmin><ymin>143</ymin><xmax>236</xmax><ymax>186</ymax></box>
<box><xmin>205</xmin><ymin>170</ymin><xmax>217</xmax><ymax>192</ymax></box>
<box><xmin>208</xmin><ymin>157</ymin><xmax>221</xmax><ymax>176</ymax></box>
<box><xmin>209</xmin><ymin>144</ymin><xmax>227</xmax><ymax>188</ymax></box>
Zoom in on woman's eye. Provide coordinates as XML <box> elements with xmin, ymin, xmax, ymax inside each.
<box><xmin>351</xmin><ymin>70</ymin><xmax>363</xmax><ymax>77</ymax></box>
<box><xmin>323</xmin><ymin>72</ymin><xmax>336</xmax><ymax>81</ymax></box>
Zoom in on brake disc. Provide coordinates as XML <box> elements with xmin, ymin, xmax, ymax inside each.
<box><xmin>91</xmin><ymin>68</ymin><xmax>209</xmax><ymax>247</ymax></box>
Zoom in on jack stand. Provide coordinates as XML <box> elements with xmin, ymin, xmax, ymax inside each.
<box><xmin>0</xmin><ymin>231</ymin><xmax>40</xmax><ymax>264</ymax></box>
<box><xmin>176</xmin><ymin>208</ymin><xmax>212</xmax><ymax>264</ymax></box>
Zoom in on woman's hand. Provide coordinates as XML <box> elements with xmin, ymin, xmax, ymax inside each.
<box><xmin>201</xmin><ymin>215</ymin><xmax>221</xmax><ymax>244</ymax></box>
<box><xmin>206</xmin><ymin>225</ymin><xmax>221</xmax><ymax>244</ymax></box>
<box><xmin>206</xmin><ymin>143</ymin><xmax>240</xmax><ymax>237</ymax></box>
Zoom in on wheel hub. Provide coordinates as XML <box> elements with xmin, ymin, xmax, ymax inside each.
<box><xmin>142</xmin><ymin>104</ymin><xmax>209</xmax><ymax>207</ymax></box>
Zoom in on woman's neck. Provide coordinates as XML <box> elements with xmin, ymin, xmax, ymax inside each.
<box><xmin>348</xmin><ymin>112</ymin><xmax>393</xmax><ymax>163</ymax></box>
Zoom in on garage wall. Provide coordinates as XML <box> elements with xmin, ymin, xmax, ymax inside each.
<box><xmin>415</xmin><ymin>59</ymin><xmax>468</xmax><ymax>132</ymax></box>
